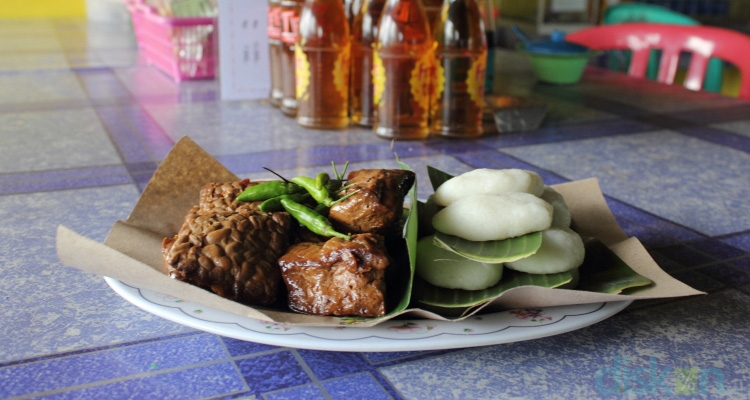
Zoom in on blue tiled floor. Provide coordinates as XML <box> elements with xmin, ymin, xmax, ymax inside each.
<box><xmin>0</xmin><ymin>185</ymin><xmax>193</xmax><ymax>362</ymax></box>
<box><xmin>236</xmin><ymin>351</ymin><xmax>312</xmax><ymax>396</ymax></box>
<box><xmin>1</xmin><ymin>15</ymin><xmax>749</xmax><ymax>400</ymax></box>
<box><xmin>1</xmin><ymin>334</ymin><xmax>226</xmax><ymax>397</ymax></box>
<box><xmin>322</xmin><ymin>373</ymin><xmax>393</xmax><ymax>400</ymax></box>
<box><xmin>37</xmin><ymin>362</ymin><xmax>246</xmax><ymax>400</ymax></box>
<box><xmin>380</xmin><ymin>289</ymin><xmax>750</xmax><ymax>398</ymax></box>
<box><xmin>503</xmin><ymin>130</ymin><xmax>750</xmax><ymax>237</ymax></box>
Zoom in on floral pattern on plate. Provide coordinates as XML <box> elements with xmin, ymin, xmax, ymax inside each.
<box><xmin>510</xmin><ymin>309</ymin><xmax>553</xmax><ymax>322</ymax></box>
<box><xmin>105</xmin><ymin>278</ymin><xmax>631</xmax><ymax>352</ymax></box>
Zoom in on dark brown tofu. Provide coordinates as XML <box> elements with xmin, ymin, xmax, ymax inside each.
<box><xmin>328</xmin><ymin>169</ymin><xmax>415</xmax><ymax>235</ymax></box>
<box><xmin>278</xmin><ymin>233</ymin><xmax>390</xmax><ymax>317</ymax></box>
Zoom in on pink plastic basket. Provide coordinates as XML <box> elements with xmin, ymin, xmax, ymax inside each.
<box><xmin>127</xmin><ymin>0</ymin><xmax>217</xmax><ymax>81</ymax></box>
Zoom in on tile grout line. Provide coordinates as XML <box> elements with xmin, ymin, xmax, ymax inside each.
<box><xmin>288</xmin><ymin>349</ymin><xmax>334</xmax><ymax>400</ymax></box>
<box><xmin>106</xmin><ymin>67</ymin><xmax>178</xmax><ymax>163</ymax></box>
<box><xmin>8</xmin><ymin>357</ymin><xmax>240</xmax><ymax>400</ymax></box>
<box><xmin>216</xmin><ymin>337</ymin><xmax>252</xmax><ymax>395</ymax></box>
<box><xmin>538</xmin><ymin>86</ymin><xmax>750</xmax><ymax>153</ymax></box>
<box><xmin>0</xmin><ymin>331</ymin><xmax>204</xmax><ymax>368</ymax></box>
<box><xmin>4</xmin><ymin>334</ymin><xmax>284</xmax><ymax>399</ymax></box>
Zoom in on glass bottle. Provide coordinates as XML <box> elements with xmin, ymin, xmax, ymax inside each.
<box><xmin>280</xmin><ymin>0</ymin><xmax>303</xmax><ymax>117</ymax></box>
<box><xmin>349</xmin><ymin>0</ymin><xmax>385</xmax><ymax>127</ymax></box>
<box><xmin>373</xmin><ymin>0</ymin><xmax>434</xmax><ymax>140</ymax></box>
<box><xmin>478</xmin><ymin>0</ymin><xmax>495</xmax><ymax>93</ymax></box>
<box><xmin>268</xmin><ymin>0</ymin><xmax>284</xmax><ymax>107</ymax></box>
<box><xmin>430</xmin><ymin>0</ymin><xmax>487</xmax><ymax>138</ymax></box>
<box><xmin>295</xmin><ymin>0</ymin><xmax>351</xmax><ymax>129</ymax></box>
<box><xmin>423</xmin><ymin>0</ymin><xmax>443</xmax><ymax>33</ymax></box>
<box><xmin>343</xmin><ymin>0</ymin><xmax>364</xmax><ymax>27</ymax></box>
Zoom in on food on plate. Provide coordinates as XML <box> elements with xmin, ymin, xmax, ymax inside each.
<box><xmin>418</xmin><ymin>167</ymin><xmax>585</xmax><ymax>292</ymax></box>
<box><xmin>416</xmin><ymin>236</ymin><xmax>503</xmax><ymax>290</ymax></box>
<box><xmin>162</xmin><ymin>205</ymin><xmax>292</xmax><ymax>307</ymax></box>
<box><xmin>199</xmin><ymin>179</ymin><xmax>262</xmax><ymax>215</ymax></box>
<box><xmin>540</xmin><ymin>186</ymin><xmax>571</xmax><ymax>228</ymax></box>
<box><xmin>432</xmin><ymin>168</ymin><xmax>544</xmax><ymax>206</ymax></box>
<box><xmin>278</xmin><ymin>233</ymin><xmax>390</xmax><ymax>317</ymax></box>
<box><xmin>505</xmin><ymin>227</ymin><xmax>585</xmax><ymax>274</ymax></box>
<box><xmin>329</xmin><ymin>169</ymin><xmax>416</xmax><ymax>235</ymax></box>
<box><xmin>431</xmin><ymin>192</ymin><xmax>553</xmax><ymax>241</ymax></box>
<box><xmin>161</xmin><ymin>167</ymin><xmax>415</xmax><ymax>317</ymax></box>
<box><xmin>236</xmin><ymin>180</ymin><xmax>304</xmax><ymax>203</ymax></box>
<box><xmin>280</xmin><ymin>196</ymin><xmax>351</xmax><ymax>240</ymax></box>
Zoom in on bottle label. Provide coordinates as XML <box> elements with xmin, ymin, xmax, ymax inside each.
<box><xmin>295</xmin><ymin>46</ymin><xmax>311</xmax><ymax>101</ymax></box>
<box><xmin>392</xmin><ymin>3</ymin><xmax>426</xmax><ymax>41</ymax></box>
<box><xmin>392</xmin><ymin>3</ymin><xmax>411</xmax><ymax>23</ymax></box>
<box><xmin>432</xmin><ymin>61</ymin><xmax>446</xmax><ymax>116</ymax></box>
<box><xmin>268</xmin><ymin>6</ymin><xmax>282</xmax><ymax>40</ymax></box>
<box><xmin>372</xmin><ymin>49</ymin><xmax>385</xmax><ymax>106</ymax></box>
<box><xmin>466</xmin><ymin>52</ymin><xmax>487</xmax><ymax>106</ymax></box>
<box><xmin>431</xmin><ymin>52</ymin><xmax>488</xmax><ymax>115</ymax></box>
<box><xmin>280</xmin><ymin>10</ymin><xmax>300</xmax><ymax>45</ymax></box>
<box><xmin>409</xmin><ymin>48</ymin><xmax>436</xmax><ymax>115</ymax></box>
<box><xmin>332</xmin><ymin>45</ymin><xmax>351</xmax><ymax>101</ymax></box>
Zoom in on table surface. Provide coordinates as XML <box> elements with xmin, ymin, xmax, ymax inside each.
<box><xmin>1</xmin><ymin>17</ymin><xmax>749</xmax><ymax>399</ymax></box>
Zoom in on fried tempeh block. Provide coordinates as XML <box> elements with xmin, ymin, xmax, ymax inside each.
<box><xmin>162</xmin><ymin>182</ymin><xmax>292</xmax><ymax>306</ymax></box>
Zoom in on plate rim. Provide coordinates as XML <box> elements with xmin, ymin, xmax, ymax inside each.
<box><xmin>105</xmin><ymin>277</ymin><xmax>632</xmax><ymax>352</ymax></box>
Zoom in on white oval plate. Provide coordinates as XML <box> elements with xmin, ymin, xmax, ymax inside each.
<box><xmin>106</xmin><ymin>278</ymin><xmax>630</xmax><ymax>352</ymax></box>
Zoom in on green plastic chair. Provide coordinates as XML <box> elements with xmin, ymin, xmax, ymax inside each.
<box><xmin>603</xmin><ymin>3</ymin><xmax>723</xmax><ymax>93</ymax></box>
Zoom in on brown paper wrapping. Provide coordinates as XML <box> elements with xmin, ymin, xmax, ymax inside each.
<box><xmin>55</xmin><ymin>137</ymin><xmax>703</xmax><ymax>327</ymax></box>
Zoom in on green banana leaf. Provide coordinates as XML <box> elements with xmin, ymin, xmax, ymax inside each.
<box><xmin>414</xmin><ymin>268</ymin><xmax>574</xmax><ymax>308</ymax></box>
<box><xmin>427</xmin><ymin>165</ymin><xmax>455</xmax><ymax>190</ymax></box>
<box><xmin>433</xmin><ymin>231</ymin><xmax>543</xmax><ymax>264</ymax></box>
<box><xmin>577</xmin><ymin>239</ymin><xmax>653</xmax><ymax>294</ymax></box>
<box><xmin>391</xmin><ymin>160</ymin><xmax>419</xmax><ymax>313</ymax></box>
<box><xmin>411</xmin><ymin>238</ymin><xmax>652</xmax><ymax>312</ymax></box>
<box><xmin>343</xmin><ymin>160</ymin><xmax>419</xmax><ymax>323</ymax></box>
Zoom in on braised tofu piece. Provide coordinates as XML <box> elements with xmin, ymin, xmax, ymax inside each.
<box><xmin>278</xmin><ymin>233</ymin><xmax>390</xmax><ymax>317</ymax></box>
<box><xmin>329</xmin><ymin>169</ymin><xmax>415</xmax><ymax>235</ymax></box>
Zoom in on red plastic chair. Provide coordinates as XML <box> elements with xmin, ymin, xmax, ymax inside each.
<box><xmin>567</xmin><ymin>23</ymin><xmax>750</xmax><ymax>100</ymax></box>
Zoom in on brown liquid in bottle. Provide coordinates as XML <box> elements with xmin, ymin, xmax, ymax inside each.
<box><xmin>422</xmin><ymin>0</ymin><xmax>443</xmax><ymax>33</ymax></box>
<box><xmin>295</xmin><ymin>0</ymin><xmax>350</xmax><ymax>129</ymax></box>
<box><xmin>343</xmin><ymin>0</ymin><xmax>364</xmax><ymax>27</ymax></box>
<box><xmin>373</xmin><ymin>0</ymin><xmax>434</xmax><ymax>140</ymax></box>
<box><xmin>430</xmin><ymin>0</ymin><xmax>487</xmax><ymax>138</ymax></box>
<box><xmin>349</xmin><ymin>0</ymin><xmax>385</xmax><ymax>127</ymax></box>
<box><xmin>280</xmin><ymin>0</ymin><xmax>303</xmax><ymax>117</ymax></box>
<box><xmin>268</xmin><ymin>0</ymin><xmax>284</xmax><ymax>107</ymax></box>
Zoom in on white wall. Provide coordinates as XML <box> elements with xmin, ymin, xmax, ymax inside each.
<box><xmin>87</xmin><ymin>0</ymin><xmax>130</xmax><ymax>22</ymax></box>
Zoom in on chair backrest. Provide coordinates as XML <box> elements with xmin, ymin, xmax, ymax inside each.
<box><xmin>567</xmin><ymin>23</ymin><xmax>750</xmax><ymax>100</ymax></box>
<box><xmin>602</xmin><ymin>3</ymin><xmax>723</xmax><ymax>93</ymax></box>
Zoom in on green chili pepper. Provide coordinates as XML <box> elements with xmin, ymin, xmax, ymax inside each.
<box><xmin>315</xmin><ymin>172</ymin><xmax>330</xmax><ymax>190</ymax></box>
<box><xmin>280</xmin><ymin>197</ymin><xmax>350</xmax><ymax>240</ymax></box>
<box><xmin>325</xmin><ymin>179</ymin><xmax>343</xmax><ymax>192</ymax></box>
<box><xmin>237</xmin><ymin>181</ymin><xmax>301</xmax><ymax>202</ymax></box>
<box><xmin>258</xmin><ymin>193</ymin><xmax>309</xmax><ymax>213</ymax></box>
<box><xmin>313</xmin><ymin>203</ymin><xmax>329</xmax><ymax>217</ymax></box>
<box><xmin>291</xmin><ymin>176</ymin><xmax>334</xmax><ymax>207</ymax></box>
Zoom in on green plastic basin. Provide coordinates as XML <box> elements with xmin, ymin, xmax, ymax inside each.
<box><xmin>522</xmin><ymin>50</ymin><xmax>596</xmax><ymax>85</ymax></box>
